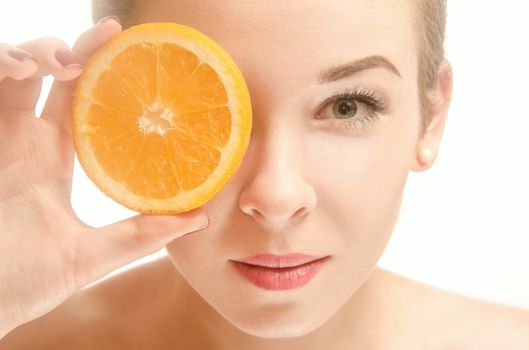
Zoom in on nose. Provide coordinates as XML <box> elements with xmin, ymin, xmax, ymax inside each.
<box><xmin>238</xmin><ymin>126</ymin><xmax>317</xmax><ymax>233</ymax></box>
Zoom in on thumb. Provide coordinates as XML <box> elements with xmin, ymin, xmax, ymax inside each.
<box><xmin>73</xmin><ymin>207</ymin><xmax>209</xmax><ymax>289</ymax></box>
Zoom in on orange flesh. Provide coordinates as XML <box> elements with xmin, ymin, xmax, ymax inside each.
<box><xmin>85</xmin><ymin>43</ymin><xmax>231</xmax><ymax>199</ymax></box>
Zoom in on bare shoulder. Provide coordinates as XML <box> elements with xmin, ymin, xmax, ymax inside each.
<box><xmin>0</xmin><ymin>257</ymin><xmax>176</xmax><ymax>350</ymax></box>
<box><xmin>376</xmin><ymin>268</ymin><xmax>529</xmax><ymax>349</ymax></box>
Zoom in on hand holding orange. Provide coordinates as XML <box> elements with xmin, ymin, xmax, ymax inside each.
<box><xmin>72</xmin><ymin>22</ymin><xmax>252</xmax><ymax>214</ymax></box>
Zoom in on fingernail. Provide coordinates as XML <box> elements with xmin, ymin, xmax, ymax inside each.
<box><xmin>7</xmin><ymin>49</ymin><xmax>36</xmax><ymax>63</ymax></box>
<box><xmin>97</xmin><ymin>15</ymin><xmax>121</xmax><ymax>25</ymax></box>
<box><xmin>54</xmin><ymin>48</ymin><xmax>81</xmax><ymax>68</ymax></box>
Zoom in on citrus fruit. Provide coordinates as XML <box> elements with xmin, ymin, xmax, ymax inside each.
<box><xmin>72</xmin><ymin>22</ymin><xmax>252</xmax><ymax>214</ymax></box>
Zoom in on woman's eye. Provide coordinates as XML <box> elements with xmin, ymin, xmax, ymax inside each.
<box><xmin>315</xmin><ymin>92</ymin><xmax>385</xmax><ymax>132</ymax></box>
<box><xmin>334</xmin><ymin>99</ymin><xmax>359</xmax><ymax>119</ymax></box>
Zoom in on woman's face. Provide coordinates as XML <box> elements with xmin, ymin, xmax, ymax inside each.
<box><xmin>147</xmin><ymin>0</ymin><xmax>422</xmax><ymax>338</ymax></box>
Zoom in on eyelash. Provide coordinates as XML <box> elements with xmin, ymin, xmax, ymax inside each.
<box><xmin>315</xmin><ymin>88</ymin><xmax>386</xmax><ymax>132</ymax></box>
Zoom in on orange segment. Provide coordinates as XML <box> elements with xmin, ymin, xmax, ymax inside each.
<box><xmin>122</xmin><ymin>132</ymin><xmax>180</xmax><ymax>199</ymax></box>
<box><xmin>165</xmin><ymin>130</ymin><xmax>222</xmax><ymax>191</ymax></box>
<box><xmin>85</xmin><ymin>104</ymin><xmax>143</xmax><ymax>182</ymax></box>
<box><xmin>174</xmin><ymin>106</ymin><xmax>232</xmax><ymax>148</ymax></box>
<box><xmin>91</xmin><ymin>69</ymin><xmax>144</xmax><ymax>113</ymax></box>
<box><xmin>169</xmin><ymin>63</ymin><xmax>229</xmax><ymax>112</ymax></box>
<box><xmin>110</xmin><ymin>42</ymin><xmax>159</xmax><ymax>107</ymax></box>
<box><xmin>72</xmin><ymin>22</ymin><xmax>252</xmax><ymax>214</ymax></box>
<box><xmin>157</xmin><ymin>42</ymin><xmax>200</xmax><ymax>108</ymax></box>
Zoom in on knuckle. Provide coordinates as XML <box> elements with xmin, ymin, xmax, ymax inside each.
<box><xmin>0</xmin><ymin>43</ymin><xmax>14</xmax><ymax>54</ymax></box>
<box><xmin>126</xmin><ymin>216</ymin><xmax>158</xmax><ymax>249</ymax></box>
<box><xmin>0</xmin><ymin>45</ymin><xmax>38</xmax><ymax>81</ymax></box>
<box><xmin>25</xmin><ymin>36</ymin><xmax>69</xmax><ymax>48</ymax></box>
<box><xmin>0</xmin><ymin>64</ymin><xmax>35</xmax><ymax>82</ymax></box>
<box><xmin>0</xmin><ymin>59</ymin><xmax>16</xmax><ymax>74</ymax></box>
<box><xmin>18</xmin><ymin>37</ymin><xmax>71</xmax><ymax>62</ymax></box>
<box><xmin>130</xmin><ymin>222</ymin><xmax>149</xmax><ymax>248</ymax></box>
<box><xmin>7</xmin><ymin>69</ymin><xmax>30</xmax><ymax>81</ymax></box>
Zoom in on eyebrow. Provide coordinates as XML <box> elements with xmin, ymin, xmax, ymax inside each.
<box><xmin>317</xmin><ymin>55</ymin><xmax>402</xmax><ymax>84</ymax></box>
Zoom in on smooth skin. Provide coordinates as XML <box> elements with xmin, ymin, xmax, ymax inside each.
<box><xmin>2</xmin><ymin>1</ymin><xmax>529</xmax><ymax>349</ymax></box>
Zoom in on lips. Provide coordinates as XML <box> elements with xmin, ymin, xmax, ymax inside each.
<box><xmin>230</xmin><ymin>253</ymin><xmax>330</xmax><ymax>291</ymax></box>
<box><xmin>234</xmin><ymin>253</ymin><xmax>326</xmax><ymax>268</ymax></box>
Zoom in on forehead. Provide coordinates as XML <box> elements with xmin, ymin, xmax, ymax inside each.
<box><xmin>140</xmin><ymin>0</ymin><xmax>417</xmax><ymax>96</ymax></box>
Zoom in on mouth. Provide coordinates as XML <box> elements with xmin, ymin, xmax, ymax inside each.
<box><xmin>230</xmin><ymin>254</ymin><xmax>330</xmax><ymax>291</ymax></box>
<box><xmin>232</xmin><ymin>253</ymin><xmax>328</xmax><ymax>268</ymax></box>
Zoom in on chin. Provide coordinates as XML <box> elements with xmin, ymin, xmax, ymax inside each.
<box><xmin>234</xmin><ymin>318</ymin><xmax>324</xmax><ymax>339</ymax></box>
<box><xmin>222</xmin><ymin>301</ymin><xmax>334</xmax><ymax>339</ymax></box>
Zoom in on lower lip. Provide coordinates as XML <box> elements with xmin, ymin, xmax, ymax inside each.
<box><xmin>231</xmin><ymin>257</ymin><xmax>329</xmax><ymax>291</ymax></box>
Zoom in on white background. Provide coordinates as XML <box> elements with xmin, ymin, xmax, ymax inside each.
<box><xmin>1</xmin><ymin>2</ymin><xmax>528</xmax><ymax>309</ymax></box>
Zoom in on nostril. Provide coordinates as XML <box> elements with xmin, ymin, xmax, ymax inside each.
<box><xmin>290</xmin><ymin>207</ymin><xmax>309</xmax><ymax>225</ymax></box>
<box><xmin>253</xmin><ymin>209</ymin><xmax>264</xmax><ymax>219</ymax></box>
<box><xmin>243</xmin><ymin>207</ymin><xmax>264</xmax><ymax>220</ymax></box>
<box><xmin>292</xmin><ymin>207</ymin><xmax>308</xmax><ymax>218</ymax></box>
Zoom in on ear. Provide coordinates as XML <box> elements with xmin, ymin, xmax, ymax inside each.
<box><xmin>412</xmin><ymin>58</ymin><xmax>453</xmax><ymax>172</ymax></box>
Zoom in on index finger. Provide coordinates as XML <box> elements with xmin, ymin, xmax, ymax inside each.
<box><xmin>40</xmin><ymin>17</ymin><xmax>122</xmax><ymax>133</ymax></box>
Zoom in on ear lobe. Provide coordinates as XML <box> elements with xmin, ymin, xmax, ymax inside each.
<box><xmin>412</xmin><ymin>58</ymin><xmax>453</xmax><ymax>173</ymax></box>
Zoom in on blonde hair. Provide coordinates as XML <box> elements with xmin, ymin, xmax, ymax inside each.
<box><xmin>415</xmin><ymin>0</ymin><xmax>447</xmax><ymax>132</ymax></box>
<box><xmin>92</xmin><ymin>0</ymin><xmax>447</xmax><ymax>132</ymax></box>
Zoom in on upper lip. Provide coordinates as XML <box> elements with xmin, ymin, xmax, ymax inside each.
<box><xmin>233</xmin><ymin>253</ymin><xmax>327</xmax><ymax>268</ymax></box>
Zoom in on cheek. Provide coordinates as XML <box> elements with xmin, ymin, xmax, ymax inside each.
<box><xmin>306</xmin><ymin>124</ymin><xmax>414</xmax><ymax>264</ymax></box>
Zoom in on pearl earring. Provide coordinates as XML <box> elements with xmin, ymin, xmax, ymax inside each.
<box><xmin>418</xmin><ymin>148</ymin><xmax>433</xmax><ymax>164</ymax></box>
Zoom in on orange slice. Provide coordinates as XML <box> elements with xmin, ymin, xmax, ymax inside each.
<box><xmin>72</xmin><ymin>22</ymin><xmax>252</xmax><ymax>214</ymax></box>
